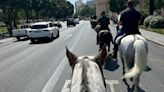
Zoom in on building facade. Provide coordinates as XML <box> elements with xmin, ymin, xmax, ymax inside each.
<box><xmin>75</xmin><ymin>0</ymin><xmax>85</xmax><ymax>13</ymax></box>
<box><xmin>96</xmin><ymin>0</ymin><xmax>108</xmax><ymax>16</ymax></box>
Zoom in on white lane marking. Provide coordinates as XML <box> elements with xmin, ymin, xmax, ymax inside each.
<box><xmin>61</xmin><ymin>80</ymin><xmax>71</xmax><ymax>92</ymax></box>
<box><xmin>64</xmin><ymin>34</ymin><xmax>72</xmax><ymax>41</ymax></box>
<box><xmin>61</xmin><ymin>80</ymin><xmax>119</xmax><ymax>92</ymax></box>
<box><xmin>41</xmin><ymin>24</ymin><xmax>84</xmax><ymax>92</ymax></box>
<box><xmin>41</xmin><ymin>57</ymin><xmax>67</xmax><ymax>92</ymax></box>
<box><xmin>106</xmin><ymin>80</ymin><xmax>119</xmax><ymax>92</ymax></box>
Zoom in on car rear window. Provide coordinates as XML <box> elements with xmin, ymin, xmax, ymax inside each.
<box><xmin>31</xmin><ymin>25</ymin><xmax>48</xmax><ymax>29</ymax></box>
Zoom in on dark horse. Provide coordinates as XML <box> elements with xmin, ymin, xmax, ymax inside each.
<box><xmin>95</xmin><ymin>25</ymin><xmax>113</xmax><ymax>52</ymax></box>
<box><xmin>66</xmin><ymin>47</ymin><xmax>107</xmax><ymax>92</ymax></box>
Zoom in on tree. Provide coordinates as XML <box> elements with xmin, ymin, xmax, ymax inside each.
<box><xmin>77</xmin><ymin>5</ymin><xmax>96</xmax><ymax>17</ymax></box>
<box><xmin>109</xmin><ymin>0</ymin><xmax>126</xmax><ymax>13</ymax></box>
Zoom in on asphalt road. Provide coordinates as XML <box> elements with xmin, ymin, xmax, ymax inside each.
<box><xmin>0</xmin><ymin>21</ymin><xmax>164</xmax><ymax>92</ymax></box>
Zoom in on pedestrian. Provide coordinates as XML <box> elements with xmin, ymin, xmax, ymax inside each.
<box><xmin>112</xmin><ymin>0</ymin><xmax>142</xmax><ymax>59</ymax></box>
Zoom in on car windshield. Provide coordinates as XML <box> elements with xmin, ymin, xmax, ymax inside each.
<box><xmin>31</xmin><ymin>25</ymin><xmax>48</xmax><ymax>29</ymax></box>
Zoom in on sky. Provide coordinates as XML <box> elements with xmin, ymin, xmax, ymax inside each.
<box><xmin>67</xmin><ymin>0</ymin><xmax>88</xmax><ymax>5</ymax></box>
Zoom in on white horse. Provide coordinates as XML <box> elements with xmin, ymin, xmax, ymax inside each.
<box><xmin>117</xmin><ymin>34</ymin><xmax>148</xmax><ymax>92</ymax></box>
<box><xmin>66</xmin><ymin>47</ymin><xmax>107</xmax><ymax>92</ymax></box>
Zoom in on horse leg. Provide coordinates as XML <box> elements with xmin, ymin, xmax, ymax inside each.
<box><xmin>96</xmin><ymin>33</ymin><xmax>99</xmax><ymax>45</ymax></box>
<box><xmin>121</xmin><ymin>57</ymin><xmax>131</xmax><ymax>89</ymax></box>
<box><xmin>133</xmin><ymin>75</ymin><xmax>140</xmax><ymax>92</ymax></box>
<box><xmin>99</xmin><ymin>43</ymin><xmax>103</xmax><ymax>51</ymax></box>
<box><xmin>121</xmin><ymin>57</ymin><xmax>125</xmax><ymax>75</ymax></box>
<box><xmin>107</xmin><ymin>42</ymin><xmax>110</xmax><ymax>52</ymax></box>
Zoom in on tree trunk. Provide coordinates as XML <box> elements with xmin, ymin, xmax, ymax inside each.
<box><xmin>149</xmin><ymin>0</ymin><xmax>154</xmax><ymax>15</ymax></box>
<box><xmin>25</xmin><ymin>11</ymin><xmax>29</xmax><ymax>23</ymax></box>
<box><xmin>36</xmin><ymin>11</ymin><xmax>39</xmax><ymax>22</ymax></box>
<box><xmin>7</xmin><ymin>7</ymin><xmax>13</xmax><ymax>37</ymax></box>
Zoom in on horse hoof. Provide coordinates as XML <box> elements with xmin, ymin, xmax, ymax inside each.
<box><xmin>122</xmin><ymin>78</ymin><xmax>126</xmax><ymax>82</ymax></box>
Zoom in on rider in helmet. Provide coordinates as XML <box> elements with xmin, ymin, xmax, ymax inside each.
<box><xmin>112</xmin><ymin>0</ymin><xmax>142</xmax><ymax>59</ymax></box>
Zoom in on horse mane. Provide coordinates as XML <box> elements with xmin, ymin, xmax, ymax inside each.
<box><xmin>70</xmin><ymin>56</ymin><xmax>106</xmax><ymax>92</ymax></box>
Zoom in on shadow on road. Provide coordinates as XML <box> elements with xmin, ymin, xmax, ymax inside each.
<box><xmin>123</xmin><ymin>79</ymin><xmax>145</xmax><ymax>92</ymax></box>
<box><xmin>104</xmin><ymin>55</ymin><xmax>119</xmax><ymax>71</ymax></box>
<box><xmin>144</xmin><ymin>65</ymin><xmax>152</xmax><ymax>72</ymax></box>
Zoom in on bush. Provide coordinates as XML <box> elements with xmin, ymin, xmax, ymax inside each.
<box><xmin>149</xmin><ymin>16</ymin><xmax>164</xmax><ymax>28</ymax></box>
<box><xmin>143</xmin><ymin>15</ymin><xmax>154</xmax><ymax>27</ymax></box>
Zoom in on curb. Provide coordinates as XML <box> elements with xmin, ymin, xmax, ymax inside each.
<box><xmin>0</xmin><ymin>38</ymin><xmax>14</xmax><ymax>44</ymax></box>
<box><xmin>145</xmin><ymin>38</ymin><xmax>164</xmax><ymax>47</ymax></box>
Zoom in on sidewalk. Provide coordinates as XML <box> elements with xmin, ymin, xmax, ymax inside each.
<box><xmin>140</xmin><ymin>29</ymin><xmax>164</xmax><ymax>47</ymax></box>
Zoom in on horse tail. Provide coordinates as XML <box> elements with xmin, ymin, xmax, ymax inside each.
<box><xmin>122</xmin><ymin>39</ymin><xmax>147</xmax><ymax>79</ymax></box>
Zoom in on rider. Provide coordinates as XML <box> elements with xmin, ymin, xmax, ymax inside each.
<box><xmin>97</xmin><ymin>11</ymin><xmax>111</xmax><ymax>44</ymax></box>
<box><xmin>112</xmin><ymin>0</ymin><xmax>141</xmax><ymax>59</ymax></box>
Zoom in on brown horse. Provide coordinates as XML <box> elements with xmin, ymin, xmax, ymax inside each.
<box><xmin>95</xmin><ymin>25</ymin><xmax>113</xmax><ymax>52</ymax></box>
<box><xmin>66</xmin><ymin>47</ymin><xmax>107</xmax><ymax>92</ymax></box>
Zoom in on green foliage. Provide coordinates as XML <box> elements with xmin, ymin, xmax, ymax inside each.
<box><xmin>78</xmin><ymin>5</ymin><xmax>96</xmax><ymax>17</ymax></box>
<box><xmin>0</xmin><ymin>27</ymin><xmax>7</xmax><ymax>33</ymax></box>
<box><xmin>0</xmin><ymin>0</ymin><xmax>74</xmax><ymax>22</ymax></box>
<box><xmin>155</xmin><ymin>0</ymin><xmax>164</xmax><ymax>9</ymax></box>
<box><xmin>149</xmin><ymin>16</ymin><xmax>164</xmax><ymax>28</ymax></box>
<box><xmin>109</xmin><ymin>0</ymin><xmax>126</xmax><ymax>13</ymax></box>
<box><xmin>144</xmin><ymin>15</ymin><xmax>154</xmax><ymax>27</ymax></box>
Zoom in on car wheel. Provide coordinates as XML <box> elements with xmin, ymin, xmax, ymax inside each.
<box><xmin>31</xmin><ymin>39</ymin><xmax>35</xmax><ymax>43</ymax></box>
<box><xmin>50</xmin><ymin>33</ymin><xmax>54</xmax><ymax>41</ymax></box>
<box><xmin>57</xmin><ymin>31</ymin><xmax>59</xmax><ymax>38</ymax></box>
<box><xmin>16</xmin><ymin>37</ymin><xmax>20</xmax><ymax>41</ymax></box>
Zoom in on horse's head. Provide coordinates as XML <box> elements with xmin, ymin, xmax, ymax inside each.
<box><xmin>66</xmin><ymin>47</ymin><xmax>107</xmax><ymax>92</ymax></box>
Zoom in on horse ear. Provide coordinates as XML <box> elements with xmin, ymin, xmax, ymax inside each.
<box><xmin>97</xmin><ymin>46</ymin><xmax>107</xmax><ymax>66</ymax></box>
<box><xmin>66</xmin><ymin>47</ymin><xmax>77</xmax><ymax>67</ymax></box>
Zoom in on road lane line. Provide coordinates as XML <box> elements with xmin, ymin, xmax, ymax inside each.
<box><xmin>61</xmin><ymin>80</ymin><xmax>120</xmax><ymax>92</ymax></box>
<box><xmin>64</xmin><ymin>34</ymin><xmax>72</xmax><ymax>41</ymax></box>
<box><xmin>41</xmin><ymin>24</ymin><xmax>85</xmax><ymax>92</ymax></box>
<box><xmin>106</xmin><ymin>80</ymin><xmax>119</xmax><ymax>92</ymax></box>
<box><xmin>61</xmin><ymin>80</ymin><xmax>71</xmax><ymax>92</ymax></box>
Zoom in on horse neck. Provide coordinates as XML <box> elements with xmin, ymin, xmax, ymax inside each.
<box><xmin>70</xmin><ymin>61</ymin><xmax>106</xmax><ymax>92</ymax></box>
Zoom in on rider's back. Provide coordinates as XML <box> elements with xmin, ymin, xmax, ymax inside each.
<box><xmin>120</xmin><ymin>8</ymin><xmax>141</xmax><ymax>34</ymax></box>
<box><xmin>98</xmin><ymin>16</ymin><xmax>110</xmax><ymax>30</ymax></box>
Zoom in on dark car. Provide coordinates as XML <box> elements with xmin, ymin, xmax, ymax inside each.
<box><xmin>67</xmin><ymin>18</ymin><xmax>76</xmax><ymax>27</ymax></box>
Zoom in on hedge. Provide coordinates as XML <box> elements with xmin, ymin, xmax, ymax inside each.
<box><xmin>149</xmin><ymin>16</ymin><xmax>164</xmax><ymax>28</ymax></box>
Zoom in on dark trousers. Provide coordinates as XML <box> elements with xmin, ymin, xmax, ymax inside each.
<box><xmin>112</xmin><ymin>30</ymin><xmax>124</xmax><ymax>58</ymax></box>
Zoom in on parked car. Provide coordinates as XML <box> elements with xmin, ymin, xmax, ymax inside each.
<box><xmin>67</xmin><ymin>18</ymin><xmax>76</xmax><ymax>27</ymax></box>
<box><xmin>52</xmin><ymin>21</ymin><xmax>62</xmax><ymax>28</ymax></box>
<box><xmin>28</xmin><ymin>22</ymin><xmax>59</xmax><ymax>43</ymax></box>
<box><xmin>12</xmin><ymin>23</ymin><xmax>32</xmax><ymax>41</ymax></box>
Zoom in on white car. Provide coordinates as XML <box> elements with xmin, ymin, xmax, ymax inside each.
<box><xmin>28</xmin><ymin>22</ymin><xmax>59</xmax><ymax>43</ymax></box>
<box><xmin>12</xmin><ymin>23</ymin><xmax>31</xmax><ymax>40</ymax></box>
